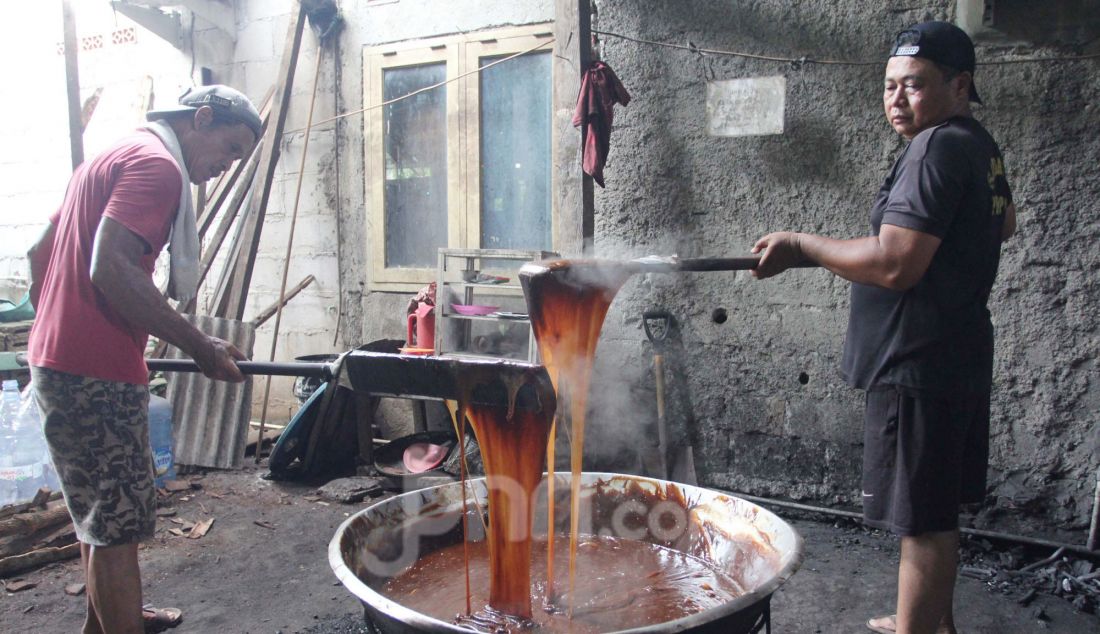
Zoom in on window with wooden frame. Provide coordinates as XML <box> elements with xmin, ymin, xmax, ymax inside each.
<box><xmin>364</xmin><ymin>24</ymin><xmax>555</xmax><ymax>290</ymax></box>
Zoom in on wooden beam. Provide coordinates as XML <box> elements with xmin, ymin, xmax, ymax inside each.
<box><xmin>194</xmin><ymin>182</ymin><xmax>207</xmax><ymax>227</ymax></box>
<box><xmin>0</xmin><ymin>506</ymin><xmax>71</xmax><ymax>539</ymax></box>
<box><xmin>0</xmin><ymin>489</ymin><xmax>58</xmax><ymax>521</ymax></box>
<box><xmin>197</xmin><ymin>172</ymin><xmax>227</xmax><ymax>238</ymax></box>
<box><xmin>214</xmin><ymin>2</ymin><xmax>308</xmax><ymax>320</ymax></box>
<box><xmin>61</xmin><ymin>0</ymin><xmax>83</xmax><ymax>169</ymax></box>
<box><xmin>552</xmin><ymin>0</ymin><xmax>594</xmax><ymax>255</ymax></box>
<box><xmin>191</xmin><ymin>139</ymin><xmax>264</xmax><ymax>300</ymax></box>
<box><xmin>249</xmin><ymin>274</ymin><xmax>315</xmax><ymax>328</ymax></box>
<box><xmin>207</xmin><ymin>191</ymin><xmax>252</xmax><ymax>317</ymax></box>
<box><xmin>0</xmin><ymin>542</ymin><xmax>80</xmax><ymax>577</ymax></box>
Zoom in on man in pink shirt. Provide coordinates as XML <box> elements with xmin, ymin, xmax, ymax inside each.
<box><xmin>26</xmin><ymin>85</ymin><xmax>260</xmax><ymax>634</ymax></box>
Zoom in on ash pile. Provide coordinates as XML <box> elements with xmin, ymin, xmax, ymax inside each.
<box><xmin>959</xmin><ymin>542</ymin><xmax>1099</xmax><ymax>620</ymax></box>
<box><xmin>819</xmin><ymin>513</ymin><xmax>1099</xmax><ymax>625</ymax></box>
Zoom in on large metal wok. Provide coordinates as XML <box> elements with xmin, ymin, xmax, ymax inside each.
<box><xmin>330</xmin><ymin>472</ymin><xmax>803</xmax><ymax>633</ymax></box>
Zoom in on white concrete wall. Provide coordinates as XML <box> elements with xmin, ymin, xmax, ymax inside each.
<box><xmin>0</xmin><ymin>1</ymin><xmax>193</xmax><ymax>301</ymax></box>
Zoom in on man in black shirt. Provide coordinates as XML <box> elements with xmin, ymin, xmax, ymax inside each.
<box><xmin>752</xmin><ymin>21</ymin><xmax>1016</xmax><ymax>634</ymax></box>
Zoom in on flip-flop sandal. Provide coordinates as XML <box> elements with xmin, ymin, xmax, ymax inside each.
<box><xmin>868</xmin><ymin>615</ymin><xmax>957</xmax><ymax>634</ymax></box>
<box><xmin>143</xmin><ymin>605</ymin><xmax>183</xmax><ymax>633</ymax></box>
<box><xmin>867</xmin><ymin>615</ymin><xmax>896</xmax><ymax>634</ymax></box>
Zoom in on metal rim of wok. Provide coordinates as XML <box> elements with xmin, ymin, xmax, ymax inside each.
<box><xmin>330</xmin><ymin>472</ymin><xmax>804</xmax><ymax>633</ymax></box>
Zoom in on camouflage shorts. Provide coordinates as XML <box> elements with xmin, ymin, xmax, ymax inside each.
<box><xmin>31</xmin><ymin>366</ymin><xmax>156</xmax><ymax>546</ymax></box>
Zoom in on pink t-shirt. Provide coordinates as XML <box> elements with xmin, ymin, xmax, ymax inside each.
<box><xmin>28</xmin><ymin>130</ymin><xmax>182</xmax><ymax>385</ymax></box>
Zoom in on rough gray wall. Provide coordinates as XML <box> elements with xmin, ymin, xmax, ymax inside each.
<box><xmin>582</xmin><ymin>0</ymin><xmax>1099</xmax><ymax>539</ymax></box>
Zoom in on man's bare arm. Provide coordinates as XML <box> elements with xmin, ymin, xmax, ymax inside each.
<box><xmin>90</xmin><ymin>217</ymin><xmax>245</xmax><ymax>382</ymax></box>
<box><xmin>27</xmin><ymin>222</ymin><xmax>57</xmax><ymax>310</ymax></box>
<box><xmin>752</xmin><ymin>224</ymin><xmax>942</xmax><ymax>291</ymax></box>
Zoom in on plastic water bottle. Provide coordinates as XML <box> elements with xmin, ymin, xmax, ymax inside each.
<box><xmin>148</xmin><ymin>395</ymin><xmax>176</xmax><ymax>488</ymax></box>
<box><xmin>0</xmin><ymin>380</ymin><xmax>56</xmax><ymax>505</ymax></box>
<box><xmin>0</xmin><ymin>380</ymin><xmax>20</xmax><ymax>505</ymax></box>
<box><xmin>14</xmin><ymin>384</ymin><xmax>61</xmax><ymax>495</ymax></box>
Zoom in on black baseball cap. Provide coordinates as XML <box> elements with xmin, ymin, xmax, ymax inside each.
<box><xmin>890</xmin><ymin>21</ymin><xmax>982</xmax><ymax>104</ymax></box>
<box><xmin>147</xmin><ymin>85</ymin><xmax>263</xmax><ymax>138</ymax></box>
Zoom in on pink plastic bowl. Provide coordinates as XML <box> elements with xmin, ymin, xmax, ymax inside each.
<box><xmin>450</xmin><ymin>304</ymin><xmax>498</xmax><ymax>316</ymax></box>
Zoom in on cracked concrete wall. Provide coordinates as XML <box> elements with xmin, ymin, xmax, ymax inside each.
<box><xmin>581</xmin><ymin>0</ymin><xmax>1099</xmax><ymax>539</ymax></box>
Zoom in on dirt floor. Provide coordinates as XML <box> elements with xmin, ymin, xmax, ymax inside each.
<box><xmin>1</xmin><ymin>465</ymin><xmax>1096</xmax><ymax>634</ymax></box>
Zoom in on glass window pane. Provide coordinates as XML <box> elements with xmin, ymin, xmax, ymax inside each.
<box><xmin>479</xmin><ymin>51</ymin><xmax>552</xmax><ymax>253</ymax></box>
<box><xmin>383</xmin><ymin>63</ymin><xmax>447</xmax><ymax>268</ymax></box>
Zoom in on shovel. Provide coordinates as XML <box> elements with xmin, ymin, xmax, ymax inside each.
<box><xmin>643</xmin><ymin>310</ymin><xmax>698</xmax><ymax>484</ymax></box>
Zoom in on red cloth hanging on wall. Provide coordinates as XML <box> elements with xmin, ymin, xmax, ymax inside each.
<box><xmin>572</xmin><ymin>61</ymin><xmax>631</xmax><ymax>187</ymax></box>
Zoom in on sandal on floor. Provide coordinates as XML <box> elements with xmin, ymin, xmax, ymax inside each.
<box><xmin>867</xmin><ymin>614</ymin><xmax>956</xmax><ymax>634</ymax></box>
<box><xmin>867</xmin><ymin>615</ymin><xmax>896</xmax><ymax>634</ymax></box>
<box><xmin>142</xmin><ymin>605</ymin><xmax>183</xmax><ymax>633</ymax></box>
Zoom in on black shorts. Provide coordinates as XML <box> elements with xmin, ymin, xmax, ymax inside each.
<box><xmin>861</xmin><ymin>385</ymin><xmax>989</xmax><ymax>536</ymax></box>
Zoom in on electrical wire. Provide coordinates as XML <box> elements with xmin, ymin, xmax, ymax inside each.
<box><xmin>978</xmin><ymin>52</ymin><xmax>1100</xmax><ymax>65</ymax></box>
<box><xmin>282</xmin><ymin>36</ymin><xmax>555</xmax><ymax>135</ymax></box>
<box><xmin>595</xmin><ymin>29</ymin><xmax>878</xmax><ymax>66</ymax></box>
<box><xmin>282</xmin><ymin>27</ymin><xmax>1097</xmax><ymax>138</ymax></box>
<box><xmin>593</xmin><ymin>28</ymin><xmax>1100</xmax><ymax>67</ymax></box>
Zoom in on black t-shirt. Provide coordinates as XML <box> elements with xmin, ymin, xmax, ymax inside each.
<box><xmin>840</xmin><ymin>117</ymin><xmax>1013</xmax><ymax>394</ymax></box>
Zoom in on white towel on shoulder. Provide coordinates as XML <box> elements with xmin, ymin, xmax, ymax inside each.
<box><xmin>142</xmin><ymin>120</ymin><xmax>199</xmax><ymax>305</ymax></box>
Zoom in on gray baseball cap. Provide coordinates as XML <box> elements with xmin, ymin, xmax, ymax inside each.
<box><xmin>147</xmin><ymin>85</ymin><xmax>263</xmax><ymax>138</ymax></box>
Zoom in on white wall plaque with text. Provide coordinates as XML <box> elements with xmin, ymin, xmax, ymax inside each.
<box><xmin>706</xmin><ymin>76</ymin><xmax>786</xmax><ymax>137</ymax></box>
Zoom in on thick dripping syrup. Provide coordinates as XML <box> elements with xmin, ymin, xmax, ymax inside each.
<box><xmin>379</xmin><ymin>260</ymin><xmax>747</xmax><ymax>633</ymax></box>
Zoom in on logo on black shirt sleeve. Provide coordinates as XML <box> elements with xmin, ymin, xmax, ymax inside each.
<box><xmin>988</xmin><ymin>156</ymin><xmax>1009</xmax><ymax>216</ymax></box>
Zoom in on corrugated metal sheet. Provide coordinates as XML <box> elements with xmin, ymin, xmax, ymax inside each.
<box><xmin>164</xmin><ymin>316</ymin><xmax>256</xmax><ymax>469</ymax></box>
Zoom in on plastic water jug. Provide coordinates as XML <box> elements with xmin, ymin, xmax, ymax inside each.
<box><xmin>0</xmin><ymin>380</ymin><xmax>21</xmax><ymax>505</ymax></box>
<box><xmin>148</xmin><ymin>395</ymin><xmax>175</xmax><ymax>488</ymax></box>
<box><xmin>0</xmin><ymin>380</ymin><xmax>58</xmax><ymax>505</ymax></box>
